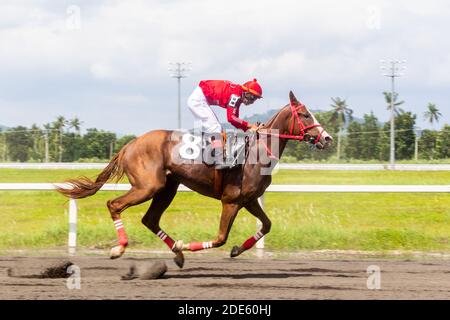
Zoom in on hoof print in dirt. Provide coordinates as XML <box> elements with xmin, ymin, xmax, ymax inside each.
<box><xmin>7</xmin><ymin>260</ymin><xmax>74</xmax><ymax>279</ymax></box>
<box><xmin>122</xmin><ymin>261</ymin><xmax>167</xmax><ymax>280</ymax></box>
<box><xmin>41</xmin><ymin>261</ymin><xmax>74</xmax><ymax>278</ymax></box>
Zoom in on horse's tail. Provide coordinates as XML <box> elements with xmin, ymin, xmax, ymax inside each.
<box><xmin>56</xmin><ymin>149</ymin><xmax>127</xmax><ymax>199</ymax></box>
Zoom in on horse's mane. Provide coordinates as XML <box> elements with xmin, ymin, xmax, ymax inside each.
<box><xmin>262</xmin><ymin>104</ymin><xmax>290</xmax><ymax>129</ymax></box>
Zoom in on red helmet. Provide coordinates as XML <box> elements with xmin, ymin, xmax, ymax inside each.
<box><xmin>242</xmin><ymin>78</ymin><xmax>263</xmax><ymax>98</ymax></box>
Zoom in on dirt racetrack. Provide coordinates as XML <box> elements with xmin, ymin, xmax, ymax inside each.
<box><xmin>0</xmin><ymin>252</ymin><xmax>449</xmax><ymax>300</ymax></box>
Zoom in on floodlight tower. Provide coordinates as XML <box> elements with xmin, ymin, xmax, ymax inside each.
<box><xmin>168</xmin><ymin>62</ymin><xmax>191</xmax><ymax>129</ymax></box>
<box><xmin>380</xmin><ymin>60</ymin><xmax>406</xmax><ymax>169</ymax></box>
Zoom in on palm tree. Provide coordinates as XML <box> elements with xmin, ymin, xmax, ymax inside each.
<box><xmin>423</xmin><ymin>103</ymin><xmax>442</xmax><ymax>126</ymax></box>
<box><xmin>54</xmin><ymin>116</ymin><xmax>67</xmax><ymax>131</ymax></box>
<box><xmin>330</xmin><ymin>97</ymin><xmax>353</xmax><ymax>160</ymax></box>
<box><xmin>68</xmin><ymin>117</ymin><xmax>83</xmax><ymax>135</ymax></box>
<box><xmin>383</xmin><ymin>92</ymin><xmax>405</xmax><ymax>116</ymax></box>
<box><xmin>53</xmin><ymin>116</ymin><xmax>67</xmax><ymax>162</ymax></box>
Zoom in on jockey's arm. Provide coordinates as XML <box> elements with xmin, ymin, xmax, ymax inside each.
<box><xmin>226</xmin><ymin>106</ymin><xmax>249</xmax><ymax>131</ymax></box>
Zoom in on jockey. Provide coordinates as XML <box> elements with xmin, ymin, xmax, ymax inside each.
<box><xmin>187</xmin><ymin>78</ymin><xmax>263</xmax><ymax>168</ymax></box>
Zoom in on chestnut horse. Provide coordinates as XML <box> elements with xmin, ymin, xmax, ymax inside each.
<box><xmin>57</xmin><ymin>91</ymin><xmax>332</xmax><ymax>267</ymax></box>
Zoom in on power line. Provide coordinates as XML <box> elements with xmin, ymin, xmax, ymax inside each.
<box><xmin>0</xmin><ymin>129</ymin><xmax>61</xmax><ymax>134</ymax></box>
<box><xmin>345</xmin><ymin>128</ymin><xmax>418</xmax><ymax>135</ymax></box>
<box><xmin>1</xmin><ymin>127</ymin><xmax>447</xmax><ymax>136</ymax></box>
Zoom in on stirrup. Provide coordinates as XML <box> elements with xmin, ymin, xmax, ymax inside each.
<box><xmin>215</xmin><ymin>163</ymin><xmax>232</xmax><ymax>170</ymax></box>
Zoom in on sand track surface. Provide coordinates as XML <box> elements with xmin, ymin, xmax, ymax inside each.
<box><xmin>1</xmin><ymin>255</ymin><xmax>449</xmax><ymax>299</ymax></box>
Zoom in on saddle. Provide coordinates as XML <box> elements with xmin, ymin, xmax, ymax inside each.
<box><xmin>178</xmin><ymin>130</ymin><xmax>249</xmax><ymax>198</ymax></box>
<box><xmin>211</xmin><ymin>131</ymin><xmax>249</xmax><ymax>197</ymax></box>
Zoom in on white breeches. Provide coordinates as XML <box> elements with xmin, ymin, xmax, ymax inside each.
<box><xmin>187</xmin><ymin>86</ymin><xmax>222</xmax><ymax>134</ymax></box>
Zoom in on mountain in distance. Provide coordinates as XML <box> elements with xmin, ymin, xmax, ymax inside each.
<box><xmin>0</xmin><ymin>124</ymin><xmax>9</xmax><ymax>132</ymax></box>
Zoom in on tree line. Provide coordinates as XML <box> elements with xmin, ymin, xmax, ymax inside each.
<box><xmin>284</xmin><ymin>94</ymin><xmax>449</xmax><ymax>161</ymax></box>
<box><xmin>0</xmin><ymin>116</ymin><xmax>136</xmax><ymax>162</ymax></box>
<box><xmin>0</xmin><ymin>94</ymin><xmax>448</xmax><ymax>162</ymax></box>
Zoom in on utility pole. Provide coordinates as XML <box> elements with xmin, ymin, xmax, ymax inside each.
<box><xmin>168</xmin><ymin>62</ymin><xmax>191</xmax><ymax>129</ymax></box>
<box><xmin>380</xmin><ymin>60</ymin><xmax>406</xmax><ymax>169</ymax></box>
<box><xmin>59</xmin><ymin>127</ymin><xmax>63</xmax><ymax>162</ymax></box>
<box><xmin>414</xmin><ymin>127</ymin><xmax>421</xmax><ymax>161</ymax></box>
<box><xmin>44</xmin><ymin>130</ymin><xmax>49</xmax><ymax>163</ymax></box>
<box><xmin>336</xmin><ymin>129</ymin><xmax>342</xmax><ymax>161</ymax></box>
<box><xmin>109</xmin><ymin>141</ymin><xmax>114</xmax><ymax>158</ymax></box>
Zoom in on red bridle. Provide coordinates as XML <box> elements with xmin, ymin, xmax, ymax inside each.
<box><xmin>260</xmin><ymin>102</ymin><xmax>324</xmax><ymax>144</ymax></box>
<box><xmin>257</xmin><ymin>102</ymin><xmax>325</xmax><ymax>160</ymax></box>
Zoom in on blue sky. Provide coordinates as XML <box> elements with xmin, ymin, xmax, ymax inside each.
<box><xmin>0</xmin><ymin>0</ymin><xmax>449</xmax><ymax>135</ymax></box>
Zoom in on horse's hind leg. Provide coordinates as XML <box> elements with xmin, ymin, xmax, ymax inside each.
<box><xmin>141</xmin><ymin>177</ymin><xmax>185</xmax><ymax>268</ymax></box>
<box><xmin>107</xmin><ymin>187</ymin><xmax>158</xmax><ymax>259</ymax></box>
<box><xmin>108</xmin><ymin>169</ymin><xmax>166</xmax><ymax>259</ymax></box>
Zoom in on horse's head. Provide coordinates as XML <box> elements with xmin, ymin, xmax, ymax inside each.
<box><xmin>286</xmin><ymin>91</ymin><xmax>333</xmax><ymax>149</ymax></box>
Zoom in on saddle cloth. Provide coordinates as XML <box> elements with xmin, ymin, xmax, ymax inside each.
<box><xmin>178</xmin><ymin>130</ymin><xmax>249</xmax><ymax>169</ymax></box>
<box><xmin>203</xmin><ymin>131</ymin><xmax>248</xmax><ymax>168</ymax></box>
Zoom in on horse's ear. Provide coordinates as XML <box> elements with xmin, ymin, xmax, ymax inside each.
<box><xmin>289</xmin><ymin>91</ymin><xmax>299</xmax><ymax>105</ymax></box>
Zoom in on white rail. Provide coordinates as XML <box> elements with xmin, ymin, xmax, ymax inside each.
<box><xmin>278</xmin><ymin>164</ymin><xmax>450</xmax><ymax>171</ymax></box>
<box><xmin>1</xmin><ymin>183</ymin><xmax>449</xmax><ymax>192</ymax></box>
<box><xmin>1</xmin><ymin>183</ymin><xmax>448</xmax><ymax>255</ymax></box>
<box><xmin>1</xmin><ymin>163</ymin><xmax>449</xmax><ymax>171</ymax></box>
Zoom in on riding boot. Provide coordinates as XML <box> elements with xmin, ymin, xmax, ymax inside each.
<box><xmin>211</xmin><ymin>137</ymin><xmax>230</xmax><ymax>170</ymax></box>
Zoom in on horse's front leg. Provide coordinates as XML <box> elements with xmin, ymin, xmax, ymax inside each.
<box><xmin>180</xmin><ymin>202</ymin><xmax>240</xmax><ymax>252</ymax></box>
<box><xmin>230</xmin><ymin>198</ymin><xmax>271</xmax><ymax>257</ymax></box>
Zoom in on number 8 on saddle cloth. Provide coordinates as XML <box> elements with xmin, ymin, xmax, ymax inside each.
<box><xmin>179</xmin><ymin>130</ymin><xmax>249</xmax><ymax>168</ymax></box>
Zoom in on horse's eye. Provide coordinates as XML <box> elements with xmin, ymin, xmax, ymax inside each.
<box><xmin>303</xmin><ymin>114</ymin><xmax>310</xmax><ymax>119</ymax></box>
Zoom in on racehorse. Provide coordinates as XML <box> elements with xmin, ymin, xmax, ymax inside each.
<box><xmin>57</xmin><ymin>91</ymin><xmax>333</xmax><ymax>268</ymax></box>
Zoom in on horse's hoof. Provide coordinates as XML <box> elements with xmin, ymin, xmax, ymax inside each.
<box><xmin>172</xmin><ymin>240</ymin><xmax>184</xmax><ymax>253</ymax></box>
<box><xmin>110</xmin><ymin>245</ymin><xmax>125</xmax><ymax>259</ymax></box>
<box><xmin>173</xmin><ymin>252</ymin><xmax>185</xmax><ymax>269</ymax></box>
<box><xmin>230</xmin><ymin>246</ymin><xmax>241</xmax><ymax>258</ymax></box>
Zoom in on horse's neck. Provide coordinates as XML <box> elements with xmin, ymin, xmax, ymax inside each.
<box><xmin>240</xmin><ymin>107</ymin><xmax>291</xmax><ymax>192</ymax></box>
<box><xmin>264</xmin><ymin>133</ymin><xmax>288</xmax><ymax>159</ymax></box>
<box><xmin>261</xmin><ymin>107</ymin><xmax>290</xmax><ymax>157</ymax></box>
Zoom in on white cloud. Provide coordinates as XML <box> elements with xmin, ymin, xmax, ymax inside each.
<box><xmin>90</xmin><ymin>62</ymin><xmax>117</xmax><ymax>79</ymax></box>
<box><xmin>427</xmin><ymin>54</ymin><xmax>450</xmax><ymax>86</ymax></box>
<box><xmin>0</xmin><ymin>0</ymin><xmax>449</xmax><ymax>133</ymax></box>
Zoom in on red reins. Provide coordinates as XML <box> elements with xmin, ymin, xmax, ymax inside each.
<box><xmin>256</xmin><ymin>102</ymin><xmax>324</xmax><ymax>161</ymax></box>
<box><xmin>259</xmin><ymin>102</ymin><xmax>324</xmax><ymax>143</ymax></box>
